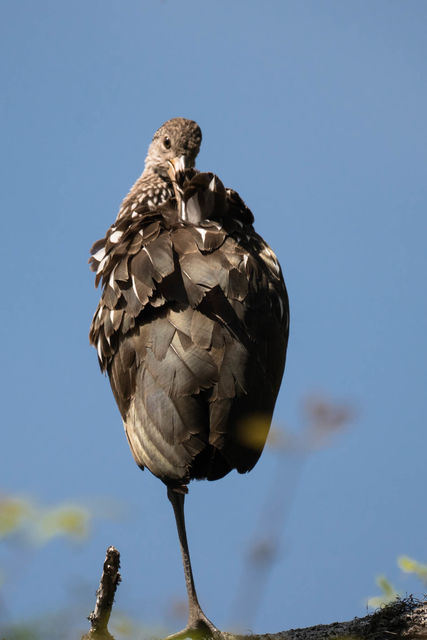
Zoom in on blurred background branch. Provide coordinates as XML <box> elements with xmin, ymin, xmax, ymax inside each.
<box><xmin>228</xmin><ymin>394</ymin><xmax>354</xmax><ymax>630</ymax></box>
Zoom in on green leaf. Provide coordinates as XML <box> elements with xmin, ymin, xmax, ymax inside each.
<box><xmin>398</xmin><ymin>555</ymin><xmax>427</xmax><ymax>584</ymax></box>
<box><xmin>33</xmin><ymin>504</ymin><xmax>90</xmax><ymax>542</ymax></box>
<box><xmin>367</xmin><ymin>575</ymin><xmax>399</xmax><ymax>608</ymax></box>
<box><xmin>0</xmin><ymin>497</ymin><xmax>32</xmax><ymax>538</ymax></box>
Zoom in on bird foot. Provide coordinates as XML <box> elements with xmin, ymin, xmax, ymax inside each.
<box><xmin>165</xmin><ymin>615</ymin><xmax>221</xmax><ymax>640</ymax></box>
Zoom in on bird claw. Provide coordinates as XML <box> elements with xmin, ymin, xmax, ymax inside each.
<box><xmin>165</xmin><ymin>616</ymin><xmax>221</xmax><ymax>640</ymax></box>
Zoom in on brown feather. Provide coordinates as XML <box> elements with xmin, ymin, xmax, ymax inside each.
<box><xmin>90</xmin><ymin>164</ymin><xmax>289</xmax><ymax>486</ymax></box>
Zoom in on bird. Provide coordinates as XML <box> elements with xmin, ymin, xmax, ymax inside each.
<box><xmin>89</xmin><ymin>117</ymin><xmax>289</xmax><ymax>637</ymax></box>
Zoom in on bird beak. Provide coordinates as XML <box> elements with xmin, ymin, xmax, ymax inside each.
<box><xmin>167</xmin><ymin>157</ymin><xmax>186</xmax><ymax>219</ymax></box>
<box><xmin>167</xmin><ymin>155</ymin><xmax>186</xmax><ymax>180</ymax></box>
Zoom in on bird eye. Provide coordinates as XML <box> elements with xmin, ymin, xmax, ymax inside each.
<box><xmin>163</xmin><ymin>136</ymin><xmax>171</xmax><ymax>149</ymax></box>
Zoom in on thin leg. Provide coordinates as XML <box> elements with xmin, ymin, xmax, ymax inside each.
<box><xmin>167</xmin><ymin>487</ymin><xmax>219</xmax><ymax>638</ymax></box>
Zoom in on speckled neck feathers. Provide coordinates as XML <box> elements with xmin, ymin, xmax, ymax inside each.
<box><xmin>116</xmin><ymin>118</ymin><xmax>202</xmax><ymax>220</ymax></box>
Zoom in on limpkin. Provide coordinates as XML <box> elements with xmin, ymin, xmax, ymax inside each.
<box><xmin>89</xmin><ymin>118</ymin><xmax>289</xmax><ymax>637</ymax></box>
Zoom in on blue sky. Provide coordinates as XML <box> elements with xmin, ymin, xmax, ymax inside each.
<box><xmin>1</xmin><ymin>0</ymin><xmax>426</xmax><ymax>636</ymax></box>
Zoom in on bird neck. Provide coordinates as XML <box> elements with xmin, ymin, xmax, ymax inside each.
<box><xmin>116</xmin><ymin>169</ymin><xmax>172</xmax><ymax>220</ymax></box>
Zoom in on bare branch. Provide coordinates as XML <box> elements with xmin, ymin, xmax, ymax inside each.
<box><xmin>81</xmin><ymin>546</ymin><xmax>121</xmax><ymax>640</ymax></box>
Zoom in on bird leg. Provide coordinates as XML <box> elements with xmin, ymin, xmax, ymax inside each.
<box><xmin>167</xmin><ymin>487</ymin><xmax>220</xmax><ymax>639</ymax></box>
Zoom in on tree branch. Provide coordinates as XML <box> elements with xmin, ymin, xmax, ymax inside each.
<box><xmin>82</xmin><ymin>545</ymin><xmax>426</xmax><ymax>640</ymax></box>
<box><xmin>226</xmin><ymin>597</ymin><xmax>427</xmax><ymax>640</ymax></box>
<box><xmin>81</xmin><ymin>546</ymin><xmax>121</xmax><ymax>640</ymax></box>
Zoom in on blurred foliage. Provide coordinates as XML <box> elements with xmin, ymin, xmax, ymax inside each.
<box><xmin>34</xmin><ymin>505</ymin><xmax>89</xmax><ymax>544</ymax></box>
<box><xmin>109</xmin><ymin>612</ymin><xmax>164</xmax><ymax>639</ymax></box>
<box><xmin>397</xmin><ymin>555</ymin><xmax>427</xmax><ymax>585</ymax></box>
<box><xmin>0</xmin><ymin>493</ymin><xmax>152</xmax><ymax>640</ymax></box>
<box><xmin>0</xmin><ymin>493</ymin><xmax>92</xmax><ymax>640</ymax></box>
<box><xmin>367</xmin><ymin>575</ymin><xmax>399</xmax><ymax>608</ymax></box>
<box><xmin>1</xmin><ymin>610</ymin><xmax>152</xmax><ymax>640</ymax></box>
<box><xmin>0</xmin><ymin>498</ymin><xmax>31</xmax><ymax>539</ymax></box>
<box><xmin>367</xmin><ymin>555</ymin><xmax>427</xmax><ymax>609</ymax></box>
<box><xmin>237</xmin><ymin>413</ymin><xmax>271</xmax><ymax>450</ymax></box>
<box><xmin>0</xmin><ymin>495</ymin><xmax>90</xmax><ymax>545</ymax></box>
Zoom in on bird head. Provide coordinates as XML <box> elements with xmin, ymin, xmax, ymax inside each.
<box><xmin>144</xmin><ymin>117</ymin><xmax>202</xmax><ymax>178</ymax></box>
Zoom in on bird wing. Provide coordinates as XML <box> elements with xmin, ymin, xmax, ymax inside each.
<box><xmin>90</xmin><ymin>194</ymin><xmax>288</xmax><ymax>486</ymax></box>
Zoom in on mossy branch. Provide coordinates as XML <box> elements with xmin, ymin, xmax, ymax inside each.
<box><xmin>225</xmin><ymin>596</ymin><xmax>427</xmax><ymax>640</ymax></box>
